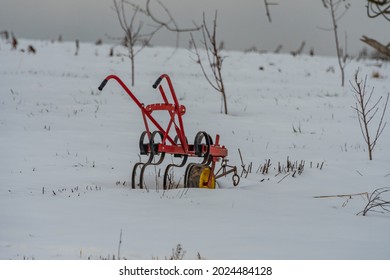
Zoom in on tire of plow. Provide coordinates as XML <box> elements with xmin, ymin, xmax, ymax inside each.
<box><xmin>187</xmin><ymin>165</ymin><xmax>215</xmax><ymax>189</ymax></box>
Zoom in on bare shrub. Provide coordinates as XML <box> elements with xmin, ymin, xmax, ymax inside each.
<box><xmin>290</xmin><ymin>41</ymin><xmax>306</xmax><ymax>56</ymax></box>
<box><xmin>190</xmin><ymin>11</ymin><xmax>228</xmax><ymax>115</ymax></box>
<box><xmin>27</xmin><ymin>45</ymin><xmax>36</xmax><ymax>54</ymax></box>
<box><xmin>350</xmin><ymin>70</ymin><xmax>389</xmax><ymax>160</ymax></box>
<box><xmin>112</xmin><ymin>0</ymin><xmax>160</xmax><ymax>86</ymax></box>
<box><xmin>357</xmin><ymin>187</ymin><xmax>390</xmax><ymax>216</ymax></box>
<box><xmin>321</xmin><ymin>0</ymin><xmax>351</xmax><ymax>87</ymax></box>
<box><xmin>169</xmin><ymin>244</ymin><xmax>186</xmax><ymax>260</ymax></box>
<box><xmin>75</xmin><ymin>39</ymin><xmax>79</xmax><ymax>56</ymax></box>
<box><xmin>112</xmin><ymin>0</ymin><xmax>200</xmax><ymax>86</ymax></box>
<box><xmin>11</xmin><ymin>32</ymin><xmax>18</xmax><ymax>50</ymax></box>
<box><xmin>0</xmin><ymin>30</ymin><xmax>9</xmax><ymax>40</ymax></box>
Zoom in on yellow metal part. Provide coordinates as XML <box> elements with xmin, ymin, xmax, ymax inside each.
<box><xmin>188</xmin><ymin>165</ymin><xmax>215</xmax><ymax>189</ymax></box>
<box><xmin>198</xmin><ymin>166</ymin><xmax>215</xmax><ymax>189</ymax></box>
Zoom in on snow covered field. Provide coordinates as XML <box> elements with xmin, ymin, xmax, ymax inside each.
<box><xmin>0</xmin><ymin>39</ymin><xmax>389</xmax><ymax>260</ymax></box>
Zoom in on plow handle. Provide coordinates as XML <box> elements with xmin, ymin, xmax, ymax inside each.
<box><xmin>152</xmin><ymin>76</ymin><xmax>163</xmax><ymax>89</ymax></box>
<box><xmin>98</xmin><ymin>79</ymin><xmax>108</xmax><ymax>91</ymax></box>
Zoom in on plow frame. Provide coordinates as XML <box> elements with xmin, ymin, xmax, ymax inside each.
<box><xmin>99</xmin><ymin>74</ymin><xmax>227</xmax><ymax>159</ymax></box>
<box><xmin>98</xmin><ymin>74</ymin><xmax>238</xmax><ymax>189</ymax></box>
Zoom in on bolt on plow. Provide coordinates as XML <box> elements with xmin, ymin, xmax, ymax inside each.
<box><xmin>98</xmin><ymin>74</ymin><xmax>239</xmax><ymax>189</ymax></box>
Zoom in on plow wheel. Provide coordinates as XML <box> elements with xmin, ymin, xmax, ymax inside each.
<box><xmin>136</xmin><ymin>131</ymin><xmax>165</xmax><ymax>189</ymax></box>
<box><xmin>186</xmin><ymin>165</ymin><xmax>216</xmax><ymax>189</ymax></box>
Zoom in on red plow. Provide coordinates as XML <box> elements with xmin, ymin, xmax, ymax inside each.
<box><xmin>98</xmin><ymin>74</ymin><xmax>239</xmax><ymax>189</ymax></box>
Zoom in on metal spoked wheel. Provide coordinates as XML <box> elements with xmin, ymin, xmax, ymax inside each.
<box><xmin>183</xmin><ymin>131</ymin><xmax>214</xmax><ymax>188</ymax></box>
<box><xmin>186</xmin><ymin>165</ymin><xmax>216</xmax><ymax>189</ymax></box>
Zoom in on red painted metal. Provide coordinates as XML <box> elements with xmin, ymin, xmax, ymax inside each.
<box><xmin>99</xmin><ymin>74</ymin><xmax>228</xmax><ymax>166</ymax></box>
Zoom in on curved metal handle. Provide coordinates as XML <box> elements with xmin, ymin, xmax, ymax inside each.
<box><xmin>98</xmin><ymin>79</ymin><xmax>108</xmax><ymax>91</ymax></box>
<box><xmin>152</xmin><ymin>76</ymin><xmax>163</xmax><ymax>89</ymax></box>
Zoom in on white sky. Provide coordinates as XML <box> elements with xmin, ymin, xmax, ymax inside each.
<box><xmin>0</xmin><ymin>0</ymin><xmax>388</xmax><ymax>56</ymax></box>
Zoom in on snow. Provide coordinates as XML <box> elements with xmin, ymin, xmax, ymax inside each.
<box><xmin>0</xmin><ymin>39</ymin><xmax>389</xmax><ymax>260</ymax></box>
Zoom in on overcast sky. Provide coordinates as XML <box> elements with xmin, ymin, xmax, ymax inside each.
<box><xmin>0</xmin><ymin>0</ymin><xmax>388</xmax><ymax>56</ymax></box>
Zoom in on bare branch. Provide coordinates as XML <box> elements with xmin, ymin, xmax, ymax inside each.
<box><xmin>290</xmin><ymin>41</ymin><xmax>306</xmax><ymax>56</ymax></box>
<box><xmin>357</xmin><ymin>187</ymin><xmax>390</xmax><ymax>216</ymax></box>
<box><xmin>367</xmin><ymin>0</ymin><xmax>390</xmax><ymax>21</ymax></box>
<box><xmin>190</xmin><ymin>11</ymin><xmax>228</xmax><ymax>114</ymax></box>
<box><xmin>147</xmin><ymin>0</ymin><xmax>201</xmax><ymax>32</ymax></box>
<box><xmin>190</xmin><ymin>33</ymin><xmax>219</xmax><ymax>92</ymax></box>
<box><xmin>361</xmin><ymin>36</ymin><xmax>390</xmax><ymax>58</ymax></box>
<box><xmin>113</xmin><ymin>0</ymin><xmax>162</xmax><ymax>86</ymax></box>
<box><xmin>372</xmin><ymin>93</ymin><xmax>389</xmax><ymax>149</ymax></box>
<box><xmin>112</xmin><ymin>0</ymin><xmax>200</xmax><ymax>85</ymax></box>
<box><xmin>366</xmin><ymin>107</ymin><xmax>379</xmax><ymax>124</ymax></box>
<box><xmin>350</xmin><ymin>70</ymin><xmax>389</xmax><ymax>160</ymax></box>
<box><xmin>132</xmin><ymin>0</ymin><xmax>202</xmax><ymax>49</ymax></box>
<box><xmin>263</xmin><ymin>1</ymin><xmax>279</xmax><ymax>23</ymax></box>
<box><xmin>321</xmin><ymin>0</ymin><xmax>350</xmax><ymax>86</ymax></box>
